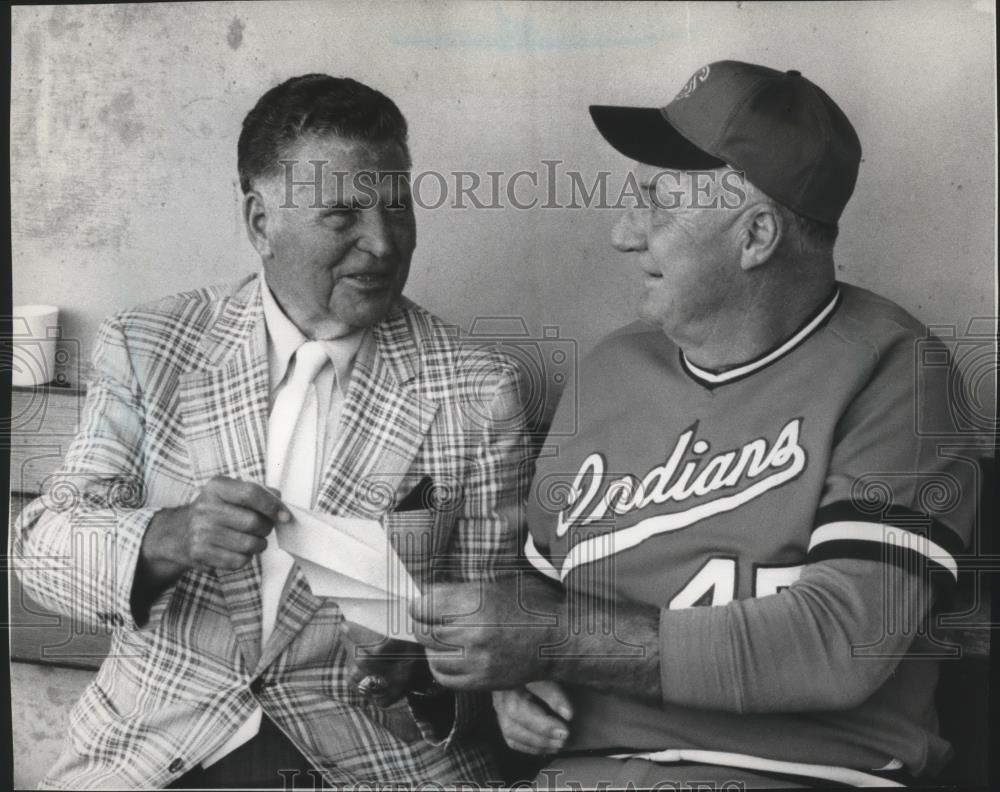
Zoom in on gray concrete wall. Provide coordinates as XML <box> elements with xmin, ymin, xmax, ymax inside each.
<box><xmin>10</xmin><ymin>663</ymin><xmax>92</xmax><ymax>789</ymax></box>
<box><xmin>10</xmin><ymin>1</ymin><xmax>997</xmax><ymax>385</ymax></box>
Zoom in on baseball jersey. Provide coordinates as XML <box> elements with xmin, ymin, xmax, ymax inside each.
<box><xmin>526</xmin><ymin>283</ymin><xmax>977</xmax><ymax>782</ymax></box>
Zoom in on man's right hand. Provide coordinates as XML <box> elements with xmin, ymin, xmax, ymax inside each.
<box><xmin>138</xmin><ymin>476</ymin><xmax>290</xmax><ymax>591</ymax></box>
<box><xmin>493</xmin><ymin>681</ymin><xmax>573</xmax><ymax>756</ymax></box>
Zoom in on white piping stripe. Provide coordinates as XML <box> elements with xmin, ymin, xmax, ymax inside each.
<box><xmin>610</xmin><ymin>748</ymin><xmax>904</xmax><ymax>787</ymax></box>
<box><xmin>809</xmin><ymin>521</ymin><xmax>958</xmax><ymax>580</ymax></box>
<box><xmin>524</xmin><ymin>533</ymin><xmax>561</xmax><ymax>581</ymax></box>
<box><xmin>561</xmin><ymin>455</ymin><xmax>806</xmax><ymax>579</ymax></box>
<box><xmin>684</xmin><ymin>288</ymin><xmax>841</xmax><ymax>384</ymax></box>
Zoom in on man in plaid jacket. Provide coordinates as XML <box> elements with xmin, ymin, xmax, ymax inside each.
<box><xmin>13</xmin><ymin>75</ymin><xmax>530</xmax><ymax>789</ymax></box>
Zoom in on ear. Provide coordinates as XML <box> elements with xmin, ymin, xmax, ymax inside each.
<box><xmin>242</xmin><ymin>189</ymin><xmax>272</xmax><ymax>259</ymax></box>
<box><xmin>738</xmin><ymin>204</ymin><xmax>782</xmax><ymax>271</ymax></box>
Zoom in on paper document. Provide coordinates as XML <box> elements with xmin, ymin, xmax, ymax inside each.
<box><xmin>277</xmin><ymin>505</ymin><xmax>420</xmax><ymax>640</ymax></box>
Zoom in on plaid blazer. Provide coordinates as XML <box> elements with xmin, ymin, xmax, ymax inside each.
<box><xmin>13</xmin><ymin>274</ymin><xmax>531</xmax><ymax>789</ymax></box>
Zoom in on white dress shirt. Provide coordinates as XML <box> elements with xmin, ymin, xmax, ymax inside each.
<box><xmin>261</xmin><ymin>276</ymin><xmax>366</xmax><ymax>499</ymax></box>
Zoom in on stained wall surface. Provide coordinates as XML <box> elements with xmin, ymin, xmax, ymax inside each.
<box><xmin>11</xmin><ymin>1</ymin><xmax>997</xmax><ymax>391</ymax></box>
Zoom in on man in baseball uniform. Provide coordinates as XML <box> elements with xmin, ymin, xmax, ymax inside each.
<box><xmin>412</xmin><ymin>60</ymin><xmax>979</xmax><ymax>788</ymax></box>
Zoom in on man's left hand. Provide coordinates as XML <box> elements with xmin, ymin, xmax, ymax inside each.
<box><xmin>409</xmin><ymin>576</ymin><xmax>565</xmax><ymax>690</ymax></box>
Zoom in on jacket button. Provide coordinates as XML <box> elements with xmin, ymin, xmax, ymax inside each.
<box><xmin>168</xmin><ymin>758</ymin><xmax>184</xmax><ymax>773</ymax></box>
<box><xmin>249</xmin><ymin>677</ymin><xmax>264</xmax><ymax>695</ymax></box>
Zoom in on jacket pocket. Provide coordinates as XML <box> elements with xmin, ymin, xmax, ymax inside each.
<box><xmin>376</xmin><ymin>696</ymin><xmax>423</xmax><ymax>744</ymax></box>
<box><xmin>383</xmin><ymin>508</ymin><xmax>438</xmax><ymax>588</ymax></box>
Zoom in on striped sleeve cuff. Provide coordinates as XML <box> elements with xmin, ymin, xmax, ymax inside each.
<box><xmin>811</xmin><ymin>502</ymin><xmax>965</xmax><ymax>584</ymax></box>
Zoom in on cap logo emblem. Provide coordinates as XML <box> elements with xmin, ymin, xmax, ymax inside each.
<box><xmin>674</xmin><ymin>66</ymin><xmax>711</xmax><ymax>100</ymax></box>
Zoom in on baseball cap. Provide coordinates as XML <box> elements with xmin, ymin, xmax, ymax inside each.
<box><xmin>589</xmin><ymin>60</ymin><xmax>862</xmax><ymax>225</ymax></box>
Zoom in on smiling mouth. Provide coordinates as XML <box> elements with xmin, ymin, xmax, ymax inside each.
<box><xmin>636</xmin><ymin>257</ymin><xmax>661</xmax><ymax>279</ymax></box>
<box><xmin>342</xmin><ymin>273</ymin><xmax>394</xmax><ymax>288</ymax></box>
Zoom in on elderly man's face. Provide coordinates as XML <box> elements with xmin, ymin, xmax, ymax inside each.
<box><xmin>255</xmin><ymin>133</ymin><xmax>415</xmax><ymax>338</ymax></box>
<box><xmin>612</xmin><ymin>165</ymin><xmax>747</xmax><ymax>342</ymax></box>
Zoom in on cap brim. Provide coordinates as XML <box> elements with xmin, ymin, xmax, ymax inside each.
<box><xmin>589</xmin><ymin>105</ymin><xmax>726</xmax><ymax>169</ymax></box>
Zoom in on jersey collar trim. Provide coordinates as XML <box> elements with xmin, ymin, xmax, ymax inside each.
<box><xmin>680</xmin><ymin>287</ymin><xmax>841</xmax><ymax>387</ymax></box>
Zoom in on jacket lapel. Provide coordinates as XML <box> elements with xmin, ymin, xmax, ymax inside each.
<box><xmin>178</xmin><ymin>277</ymin><xmax>269</xmax><ymax>671</ymax></box>
<box><xmin>316</xmin><ymin>314</ymin><xmax>439</xmax><ymax>518</ymax></box>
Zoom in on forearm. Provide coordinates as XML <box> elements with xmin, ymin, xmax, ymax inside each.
<box><xmin>546</xmin><ymin>588</ymin><xmax>662</xmax><ymax>700</ymax></box>
<box><xmin>545</xmin><ymin>558</ymin><xmax>929</xmax><ymax>713</ymax></box>
<box><xmin>656</xmin><ymin>558</ymin><xmax>929</xmax><ymax>713</ymax></box>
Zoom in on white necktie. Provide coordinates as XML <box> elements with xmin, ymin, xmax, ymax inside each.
<box><xmin>203</xmin><ymin>341</ymin><xmax>328</xmax><ymax>767</ymax></box>
<box><xmin>261</xmin><ymin>340</ymin><xmax>330</xmax><ymax>644</ymax></box>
